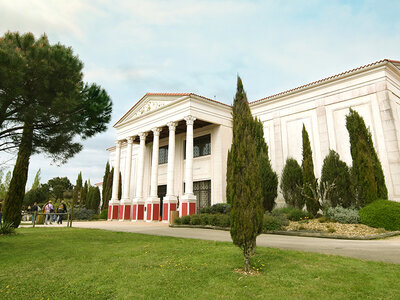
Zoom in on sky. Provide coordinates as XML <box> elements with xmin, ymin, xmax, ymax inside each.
<box><xmin>1</xmin><ymin>0</ymin><xmax>400</xmax><ymax>188</ymax></box>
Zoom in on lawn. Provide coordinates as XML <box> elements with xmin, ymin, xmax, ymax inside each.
<box><xmin>0</xmin><ymin>228</ymin><xmax>399</xmax><ymax>299</ymax></box>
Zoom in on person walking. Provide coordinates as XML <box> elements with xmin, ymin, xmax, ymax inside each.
<box><xmin>44</xmin><ymin>201</ymin><xmax>54</xmax><ymax>225</ymax></box>
<box><xmin>57</xmin><ymin>201</ymin><xmax>67</xmax><ymax>224</ymax></box>
<box><xmin>31</xmin><ymin>202</ymin><xmax>39</xmax><ymax>224</ymax></box>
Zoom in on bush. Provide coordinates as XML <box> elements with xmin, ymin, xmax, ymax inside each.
<box><xmin>190</xmin><ymin>214</ymin><xmax>201</xmax><ymax>225</ymax></box>
<box><xmin>200</xmin><ymin>203</ymin><xmax>231</xmax><ymax>215</ymax></box>
<box><xmin>181</xmin><ymin>215</ymin><xmax>191</xmax><ymax>225</ymax></box>
<box><xmin>263</xmin><ymin>214</ymin><xmax>289</xmax><ymax>231</ymax></box>
<box><xmin>99</xmin><ymin>209</ymin><xmax>108</xmax><ymax>219</ymax></box>
<box><xmin>0</xmin><ymin>222</ymin><xmax>16</xmax><ymax>235</ymax></box>
<box><xmin>200</xmin><ymin>214</ymin><xmax>210</xmax><ymax>225</ymax></box>
<box><xmin>216</xmin><ymin>214</ymin><xmax>230</xmax><ymax>227</ymax></box>
<box><xmin>70</xmin><ymin>207</ymin><xmax>95</xmax><ymax>220</ymax></box>
<box><xmin>174</xmin><ymin>217</ymin><xmax>182</xmax><ymax>225</ymax></box>
<box><xmin>321</xmin><ymin>150</ymin><xmax>353</xmax><ymax>208</ymax></box>
<box><xmin>359</xmin><ymin>200</ymin><xmax>400</xmax><ymax>231</ymax></box>
<box><xmin>325</xmin><ymin>206</ymin><xmax>360</xmax><ymax>224</ymax></box>
<box><xmin>272</xmin><ymin>206</ymin><xmax>312</xmax><ymax>221</ymax></box>
<box><xmin>280</xmin><ymin>158</ymin><xmax>304</xmax><ymax>209</ymax></box>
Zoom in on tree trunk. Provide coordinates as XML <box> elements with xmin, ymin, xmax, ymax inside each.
<box><xmin>3</xmin><ymin>119</ymin><xmax>34</xmax><ymax>227</ymax></box>
<box><xmin>243</xmin><ymin>247</ymin><xmax>251</xmax><ymax>272</ymax></box>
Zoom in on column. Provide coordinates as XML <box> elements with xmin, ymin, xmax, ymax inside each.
<box><xmin>146</xmin><ymin>127</ymin><xmax>162</xmax><ymax>221</ymax></box>
<box><xmin>181</xmin><ymin>116</ymin><xmax>197</xmax><ymax>217</ymax></box>
<box><xmin>163</xmin><ymin>122</ymin><xmax>178</xmax><ymax>222</ymax></box>
<box><xmin>132</xmin><ymin>132</ymin><xmax>147</xmax><ymax>221</ymax></box>
<box><xmin>108</xmin><ymin>140</ymin><xmax>122</xmax><ymax>221</ymax></box>
<box><xmin>120</xmin><ymin>136</ymin><xmax>134</xmax><ymax>220</ymax></box>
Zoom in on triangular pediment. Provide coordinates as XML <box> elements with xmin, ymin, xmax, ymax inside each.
<box><xmin>114</xmin><ymin>93</ymin><xmax>191</xmax><ymax>127</ymax></box>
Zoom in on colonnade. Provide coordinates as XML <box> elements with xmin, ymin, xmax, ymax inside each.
<box><xmin>108</xmin><ymin>115</ymin><xmax>197</xmax><ymax>222</ymax></box>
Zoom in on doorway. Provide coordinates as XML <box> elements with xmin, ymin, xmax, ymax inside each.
<box><xmin>157</xmin><ymin>185</ymin><xmax>167</xmax><ymax>217</ymax></box>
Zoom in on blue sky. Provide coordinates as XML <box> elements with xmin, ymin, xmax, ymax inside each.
<box><xmin>1</xmin><ymin>0</ymin><xmax>400</xmax><ymax>188</ymax></box>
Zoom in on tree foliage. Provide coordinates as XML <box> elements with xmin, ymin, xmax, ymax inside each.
<box><xmin>227</xmin><ymin>77</ymin><xmax>263</xmax><ymax>272</ymax></box>
<box><xmin>73</xmin><ymin>172</ymin><xmax>83</xmax><ymax>206</ymax></box>
<box><xmin>81</xmin><ymin>180</ymin><xmax>88</xmax><ymax>207</ymax></box>
<box><xmin>346</xmin><ymin>109</ymin><xmax>387</xmax><ymax>206</ymax></box>
<box><xmin>254</xmin><ymin>119</ymin><xmax>278</xmax><ymax>212</ymax></box>
<box><xmin>1</xmin><ymin>32</ymin><xmax>112</xmax><ymax>227</ymax></box>
<box><xmin>31</xmin><ymin>169</ymin><xmax>41</xmax><ymax>190</ymax></box>
<box><xmin>102</xmin><ymin>165</ymin><xmax>113</xmax><ymax>209</ymax></box>
<box><xmin>280</xmin><ymin>158</ymin><xmax>303</xmax><ymax>209</ymax></box>
<box><xmin>301</xmin><ymin>125</ymin><xmax>319</xmax><ymax>216</ymax></box>
<box><xmin>320</xmin><ymin>150</ymin><xmax>353</xmax><ymax>208</ymax></box>
<box><xmin>0</xmin><ymin>170</ymin><xmax>11</xmax><ymax>201</ymax></box>
<box><xmin>23</xmin><ymin>184</ymin><xmax>49</xmax><ymax>206</ymax></box>
<box><xmin>47</xmin><ymin>177</ymin><xmax>72</xmax><ymax>201</ymax></box>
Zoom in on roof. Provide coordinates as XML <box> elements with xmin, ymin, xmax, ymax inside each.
<box><xmin>251</xmin><ymin>59</ymin><xmax>400</xmax><ymax>105</ymax></box>
<box><xmin>113</xmin><ymin>92</ymin><xmax>231</xmax><ymax>127</ymax></box>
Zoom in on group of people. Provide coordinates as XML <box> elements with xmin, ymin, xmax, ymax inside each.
<box><xmin>27</xmin><ymin>201</ymin><xmax>67</xmax><ymax>225</ymax></box>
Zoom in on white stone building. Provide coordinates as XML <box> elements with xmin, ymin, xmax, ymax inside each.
<box><xmin>108</xmin><ymin>59</ymin><xmax>400</xmax><ymax>222</ymax></box>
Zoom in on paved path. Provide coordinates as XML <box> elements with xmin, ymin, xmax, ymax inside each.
<box><xmin>64</xmin><ymin>221</ymin><xmax>400</xmax><ymax>264</ymax></box>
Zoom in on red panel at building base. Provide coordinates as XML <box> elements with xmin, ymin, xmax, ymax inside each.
<box><xmin>162</xmin><ymin>203</ymin><xmax>168</xmax><ymax>221</ymax></box>
<box><xmin>110</xmin><ymin>205</ymin><xmax>119</xmax><ymax>220</ymax></box>
<box><xmin>123</xmin><ymin>205</ymin><xmax>131</xmax><ymax>220</ymax></box>
<box><xmin>137</xmin><ymin>204</ymin><xmax>144</xmax><ymax>220</ymax></box>
<box><xmin>181</xmin><ymin>202</ymin><xmax>188</xmax><ymax>217</ymax></box>
<box><xmin>119</xmin><ymin>206</ymin><xmax>124</xmax><ymax>219</ymax></box>
<box><xmin>146</xmin><ymin>204</ymin><xmax>152</xmax><ymax>221</ymax></box>
<box><xmin>152</xmin><ymin>204</ymin><xmax>160</xmax><ymax>221</ymax></box>
<box><xmin>132</xmin><ymin>204</ymin><xmax>137</xmax><ymax>220</ymax></box>
<box><xmin>108</xmin><ymin>206</ymin><xmax>112</xmax><ymax>220</ymax></box>
<box><xmin>189</xmin><ymin>203</ymin><xmax>196</xmax><ymax>215</ymax></box>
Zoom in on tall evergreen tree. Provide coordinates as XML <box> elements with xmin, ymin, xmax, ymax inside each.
<box><xmin>320</xmin><ymin>150</ymin><xmax>353</xmax><ymax>208</ymax></box>
<box><xmin>102</xmin><ymin>167</ymin><xmax>114</xmax><ymax>209</ymax></box>
<box><xmin>301</xmin><ymin>125</ymin><xmax>319</xmax><ymax>216</ymax></box>
<box><xmin>102</xmin><ymin>162</ymin><xmax>110</xmax><ymax>204</ymax></box>
<box><xmin>92</xmin><ymin>186</ymin><xmax>101</xmax><ymax>212</ymax></box>
<box><xmin>118</xmin><ymin>171</ymin><xmax>122</xmax><ymax>200</ymax></box>
<box><xmin>346</xmin><ymin>109</ymin><xmax>388</xmax><ymax>206</ymax></box>
<box><xmin>31</xmin><ymin>169</ymin><xmax>41</xmax><ymax>190</ymax></box>
<box><xmin>73</xmin><ymin>172</ymin><xmax>83</xmax><ymax>206</ymax></box>
<box><xmin>227</xmin><ymin>77</ymin><xmax>263</xmax><ymax>272</ymax></box>
<box><xmin>254</xmin><ymin>119</ymin><xmax>278</xmax><ymax>212</ymax></box>
<box><xmin>81</xmin><ymin>180</ymin><xmax>88</xmax><ymax>207</ymax></box>
<box><xmin>280</xmin><ymin>158</ymin><xmax>304</xmax><ymax>209</ymax></box>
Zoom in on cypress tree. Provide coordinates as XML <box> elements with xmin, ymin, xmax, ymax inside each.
<box><xmin>102</xmin><ymin>162</ymin><xmax>110</xmax><ymax>204</ymax></box>
<box><xmin>118</xmin><ymin>171</ymin><xmax>122</xmax><ymax>200</ymax></box>
<box><xmin>346</xmin><ymin>109</ymin><xmax>387</xmax><ymax>206</ymax></box>
<box><xmin>254</xmin><ymin>119</ymin><xmax>278</xmax><ymax>212</ymax></box>
<box><xmin>227</xmin><ymin>77</ymin><xmax>263</xmax><ymax>272</ymax></box>
<box><xmin>301</xmin><ymin>125</ymin><xmax>319</xmax><ymax>216</ymax></box>
<box><xmin>81</xmin><ymin>180</ymin><xmax>88</xmax><ymax>207</ymax></box>
<box><xmin>320</xmin><ymin>150</ymin><xmax>353</xmax><ymax>208</ymax></box>
<box><xmin>102</xmin><ymin>167</ymin><xmax>114</xmax><ymax>209</ymax></box>
<box><xmin>280</xmin><ymin>158</ymin><xmax>304</xmax><ymax>209</ymax></box>
<box><xmin>73</xmin><ymin>172</ymin><xmax>82</xmax><ymax>206</ymax></box>
<box><xmin>93</xmin><ymin>186</ymin><xmax>101</xmax><ymax>212</ymax></box>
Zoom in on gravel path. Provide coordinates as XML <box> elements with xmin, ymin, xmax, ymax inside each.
<box><xmin>67</xmin><ymin>221</ymin><xmax>400</xmax><ymax>264</ymax></box>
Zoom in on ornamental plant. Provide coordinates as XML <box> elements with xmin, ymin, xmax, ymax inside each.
<box><xmin>280</xmin><ymin>158</ymin><xmax>303</xmax><ymax>209</ymax></box>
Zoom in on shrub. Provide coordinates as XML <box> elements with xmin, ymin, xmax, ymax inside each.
<box><xmin>181</xmin><ymin>215</ymin><xmax>191</xmax><ymax>225</ymax></box>
<box><xmin>359</xmin><ymin>200</ymin><xmax>400</xmax><ymax>231</ymax></box>
<box><xmin>200</xmin><ymin>203</ymin><xmax>231</xmax><ymax>215</ymax></box>
<box><xmin>216</xmin><ymin>214</ymin><xmax>230</xmax><ymax>227</ymax></box>
<box><xmin>272</xmin><ymin>206</ymin><xmax>312</xmax><ymax>221</ymax></box>
<box><xmin>325</xmin><ymin>206</ymin><xmax>360</xmax><ymax>224</ymax></box>
<box><xmin>91</xmin><ymin>214</ymin><xmax>100</xmax><ymax>220</ymax></box>
<box><xmin>263</xmin><ymin>214</ymin><xmax>289</xmax><ymax>231</ymax></box>
<box><xmin>208</xmin><ymin>214</ymin><xmax>219</xmax><ymax>226</ymax></box>
<box><xmin>190</xmin><ymin>214</ymin><xmax>201</xmax><ymax>225</ymax></box>
<box><xmin>280</xmin><ymin>158</ymin><xmax>303</xmax><ymax>209</ymax></box>
<box><xmin>100</xmin><ymin>209</ymin><xmax>108</xmax><ymax>220</ymax></box>
<box><xmin>70</xmin><ymin>207</ymin><xmax>95</xmax><ymax>220</ymax></box>
<box><xmin>174</xmin><ymin>217</ymin><xmax>182</xmax><ymax>225</ymax></box>
<box><xmin>320</xmin><ymin>150</ymin><xmax>353</xmax><ymax>208</ymax></box>
<box><xmin>0</xmin><ymin>222</ymin><xmax>16</xmax><ymax>235</ymax></box>
<box><xmin>200</xmin><ymin>214</ymin><xmax>210</xmax><ymax>225</ymax></box>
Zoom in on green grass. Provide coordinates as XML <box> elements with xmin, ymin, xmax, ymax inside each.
<box><xmin>1</xmin><ymin>228</ymin><xmax>399</xmax><ymax>299</ymax></box>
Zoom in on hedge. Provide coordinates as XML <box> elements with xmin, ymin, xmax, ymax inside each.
<box><xmin>359</xmin><ymin>199</ymin><xmax>400</xmax><ymax>231</ymax></box>
<box><xmin>174</xmin><ymin>213</ymin><xmax>230</xmax><ymax>227</ymax></box>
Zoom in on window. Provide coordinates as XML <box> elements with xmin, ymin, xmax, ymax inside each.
<box><xmin>184</xmin><ymin>134</ymin><xmax>211</xmax><ymax>159</ymax></box>
<box><xmin>159</xmin><ymin>145</ymin><xmax>168</xmax><ymax>164</ymax></box>
<box><xmin>194</xmin><ymin>180</ymin><xmax>211</xmax><ymax>212</ymax></box>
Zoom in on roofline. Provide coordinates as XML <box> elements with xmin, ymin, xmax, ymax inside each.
<box><xmin>113</xmin><ymin>92</ymin><xmax>231</xmax><ymax>127</ymax></box>
<box><xmin>250</xmin><ymin>59</ymin><xmax>400</xmax><ymax>106</ymax></box>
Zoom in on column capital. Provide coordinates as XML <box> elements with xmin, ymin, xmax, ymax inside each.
<box><xmin>138</xmin><ymin>132</ymin><xmax>148</xmax><ymax>140</ymax></box>
<box><xmin>184</xmin><ymin>115</ymin><xmax>196</xmax><ymax>125</ymax></box>
<box><xmin>127</xmin><ymin>136</ymin><xmax>135</xmax><ymax>144</ymax></box>
<box><xmin>167</xmin><ymin>121</ymin><xmax>177</xmax><ymax>131</ymax></box>
<box><xmin>152</xmin><ymin>127</ymin><xmax>162</xmax><ymax>136</ymax></box>
<box><xmin>115</xmin><ymin>140</ymin><xmax>122</xmax><ymax>147</ymax></box>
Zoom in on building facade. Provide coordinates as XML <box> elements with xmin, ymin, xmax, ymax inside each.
<box><xmin>108</xmin><ymin>59</ymin><xmax>400</xmax><ymax>222</ymax></box>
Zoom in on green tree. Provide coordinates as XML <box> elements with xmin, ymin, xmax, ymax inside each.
<box><xmin>320</xmin><ymin>150</ymin><xmax>353</xmax><ymax>208</ymax></box>
<box><xmin>254</xmin><ymin>119</ymin><xmax>278</xmax><ymax>212</ymax></box>
<box><xmin>102</xmin><ymin>162</ymin><xmax>110</xmax><ymax>205</ymax></box>
<box><xmin>118</xmin><ymin>171</ymin><xmax>122</xmax><ymax>200</ymax></box>
<box><xmin>1</xmin><ymin>32</ymin><xmax>112</xmax><ymax>227</ymax></box>
<box><xmin>280</xmin><ymin>158</ymin><xmax>303</xmax><ymax>209</ymax></box>
<box><xmin>346</xmin><ymin>109</ymin><xmax>388</xmax><ymax>206</ymax></box>
<box><xmin>81</xmin><ymin>180</ymin><xmax>88</xmax><ymax>207</ymax></box>
<box><xmin>23</xmin><ymin>184</ymin><xmax>49</xmax><ymax>206</ymax></box>
<box><xmin>31</xmin><ymin>169</ymin><xmax>41</xmax><ymax>190</ymax></box>
<box><xmin>47</xmin><ymin>177</ymin><xmax>72</xmax><ymax>201</ymax></box>
<box><xmin>227</xmin><ymin>77</ymin><xmax>263</xmax><ymax>272</ymax></box>
<box><xmin>102</xmin><ymin>166</ymin><xmax>113</xmax><ymax>209</ymax></box>
<box><xmin>302</xmin><ymin>125</ymin><xmax>319</xmax><ymax>216</ymax></box>
<box><xmin>0</xmin><ymin>170</ymin><xmax>11</xmax><ymax>201</ymax></box>
<box><xmin>73</xmin><ymin>172</ymin><xmax>83</xmax><ymax>206</ymax></box>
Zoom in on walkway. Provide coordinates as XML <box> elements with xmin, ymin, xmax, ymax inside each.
<box><xmin>69</xmin><ymin>221</ymin><xmax>400</xmax><ymax>264</ymax></box>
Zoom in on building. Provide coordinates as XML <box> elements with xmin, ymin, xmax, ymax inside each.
<box><xmin>108</xmin><ymin>59</ymin><xmax>400</xmax><ymax>222</ymax></box>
